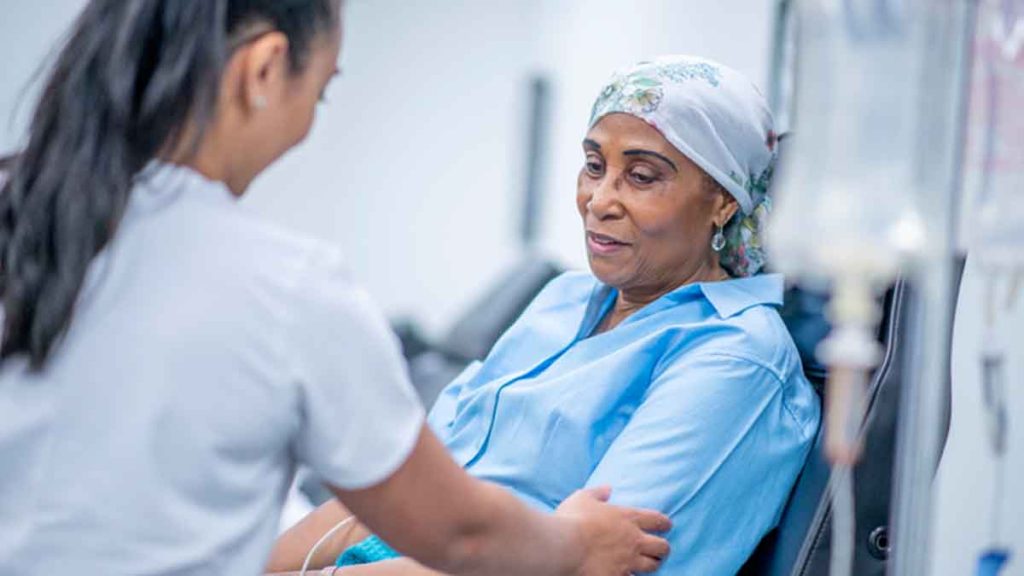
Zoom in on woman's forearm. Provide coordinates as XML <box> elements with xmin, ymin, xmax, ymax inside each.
<box><xmin>267</xmin><ymin>499</ymin><xmax>371</xmax><ymax>572</ymax></box>
<box><xmin>267</xmin><ymin>559</ymin><xmax>445</xmax><ymax>576</ymax></box>
<box><xmin>335</xmin><ymin>558</ymin><xmax>447</xmax><ymax>575</ymax></box>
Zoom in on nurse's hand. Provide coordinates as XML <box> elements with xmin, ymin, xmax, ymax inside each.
<box><xmin>333</xmin><ymin>425</ymin><xmax>666</xmax><ymax>576</ymax></box>
<box><xmin>555</xmin><ymin>486</ymin><xmax>671</xmax><ymax>575</ymax></box>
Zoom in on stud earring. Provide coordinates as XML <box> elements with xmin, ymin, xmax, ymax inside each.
<box><xmin>711</xmin><ymin>224</ymin><xmax>726</xmax><ymax>252</ymax></box>
<box><xmin>253</xmin><ymin>95</ymin><xmax>268</xmax><ymax>110</ymax></box>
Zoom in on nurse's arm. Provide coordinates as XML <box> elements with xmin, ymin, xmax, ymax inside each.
<box><xmin>267</xmin><ymin>359</ymin><xmax>484</xmax><ymax>572</ymax></box>
<box><xmin>329</xmin><ymin>424</ymin><xmax>672</xmax><ymax>576</ymax></box>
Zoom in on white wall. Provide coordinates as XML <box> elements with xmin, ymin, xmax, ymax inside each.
<box><xmin>245</xmin><ymin>0</ymin><xmax>542</xmax><ymax>336</ymax></box>
<box><xmin>1</xmin><ymin>3</ymin><xmax>1022</xmax><ymax>574</ymax></box>
<box><xmin>246</xmin><ymin>0</ymin><xmax>777</xmax><ymax>334</ymax></box>
<box><xmin>0</xmin><ymin>0</ymin><xmax>86</xmax><ymax>154</ymax></box>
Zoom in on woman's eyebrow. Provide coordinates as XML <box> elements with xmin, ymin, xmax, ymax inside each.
<box><xmin>583</xmin><ymin>138</ymin><xmax>601</xmax><ymax>150</ymax></box>
<box><xmin>623</xmin><ymin>149</ymin><xmax>678</xmax><ymax>173</ymax></box>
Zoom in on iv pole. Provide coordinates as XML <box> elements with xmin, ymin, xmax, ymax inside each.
<box><xmin>766</xmin><ymin>1</ymin><xmax>976</xmax><ymax>574</ymax></box>
<box><xmin>889</xmin><ymin>3</ymin><xmax>976</xmax><ymax>575</ymax></box>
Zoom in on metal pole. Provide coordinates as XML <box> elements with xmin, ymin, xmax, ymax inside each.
<box><xmin>889</xmin><ymin>2</ymin><xmax>976</xmax><ymax>574</ymax></box>
<box><xmin>767</xmin><ymin>0</ymin><xmax>795</xmax><ymax>130</ymax></box>
<box><xmin>520</xmin><ymin>76</ymin><xmax>551</xmax><ymax>249</ymax></box>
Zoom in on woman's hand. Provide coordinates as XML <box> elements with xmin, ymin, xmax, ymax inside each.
<box><xmin>555</xmin><ymin>487</ymin><xmax>672</xmax><ymax>575</ymax></box>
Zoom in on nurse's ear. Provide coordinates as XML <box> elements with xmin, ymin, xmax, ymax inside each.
<box><xmin>235</xmin><ymin>31</ymin><xmax>292</xmax><ymax>115</ymax></box>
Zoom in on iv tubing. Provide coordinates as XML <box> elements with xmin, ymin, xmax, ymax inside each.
<box><xmin>830</xmin><ymin>464</ymin><xmax>856</xmax><ymax>576</ymax></box>
<box><xmin>301</xmin><ymin>516</ymin><xmax>356</xmax><ymax>576</ymax></box>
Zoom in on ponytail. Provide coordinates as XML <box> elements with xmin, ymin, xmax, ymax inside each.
<box><xmin>0</xmin><ymin>0</ymin><xmax>337</xmax><ymax>368</ymax></box>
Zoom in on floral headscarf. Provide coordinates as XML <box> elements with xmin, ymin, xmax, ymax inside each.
<box><xmin>589</xmin><ymin>55</ymin><xmax>778</xmax><ymax>277</ymax></box>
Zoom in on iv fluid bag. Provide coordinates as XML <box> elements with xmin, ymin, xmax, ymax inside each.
<box><xmin>770</xmin><ymin>0</ymin><xmax>928</xmax><ymax>285</ymax></box>
<box><xmin>960</xmin><ymin>0</ymin><xmax>1024</xmax><ymax>266</ymax></box>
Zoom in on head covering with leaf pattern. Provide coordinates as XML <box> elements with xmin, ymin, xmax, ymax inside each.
<box><xmin>589</xmin><ymin>55</ymin><xmax>778</xmax><ymax>277</ymax></box>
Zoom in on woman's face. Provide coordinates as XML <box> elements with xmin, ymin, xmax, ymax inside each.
<box><xmin>576</xmin><ymin>113</ymin><xmax>736</xmax><ymax>295</ymax></box>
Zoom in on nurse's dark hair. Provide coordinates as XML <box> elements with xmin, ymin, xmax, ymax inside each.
<box><xmin>0</xmin><ymin>0</ymin><xmax>338</xmax><ymax>369</ymax></box>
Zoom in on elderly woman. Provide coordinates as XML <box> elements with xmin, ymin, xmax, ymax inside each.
<box><xmin>270</xmin><ymin>56</ymin><xmax>820</xmax><ymax>575</ymax></box>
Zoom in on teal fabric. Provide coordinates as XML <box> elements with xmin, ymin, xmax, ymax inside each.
<box><xmin>336</xmin><ymin>534</ymin><xmax>401</xmax><ymax>567</ymax></box>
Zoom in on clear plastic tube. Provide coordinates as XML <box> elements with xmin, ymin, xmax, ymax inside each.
<box><xmin>830</xmin><ymin>465</ymin><xmax>856</xmax><ymax>576</ymax></box>
<box><xmin>819</xmin><ymin>276</ymin><xmax>881</xmax><ymax>465</ymax></box>
<box><xmin>301</xmin><ymin>516</ymin><xmax>355</xmax><ymax>576</ymax></box>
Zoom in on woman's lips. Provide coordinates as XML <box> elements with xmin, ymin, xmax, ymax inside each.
<box><xmin>587</xmin><ymin>231</ymin><xmax>630</xmax><ymax>256</ymax></box>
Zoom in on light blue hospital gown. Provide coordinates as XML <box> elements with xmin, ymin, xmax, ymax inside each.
<box><xmin>428</xmin><ymin>271</ymin><xmax>820</xmax><ymax>575</ymax></box>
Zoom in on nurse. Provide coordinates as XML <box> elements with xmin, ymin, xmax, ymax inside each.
<box><xmin>0</xmin><ymin>1</ymin><xmax>670</xmax><ymax>575</ymax></box>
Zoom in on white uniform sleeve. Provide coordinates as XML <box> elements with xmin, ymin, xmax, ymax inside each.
<box><xmin>287</xmin><ymin>248</ymin><xmax>425</xmax><ymax>490</ymax></box>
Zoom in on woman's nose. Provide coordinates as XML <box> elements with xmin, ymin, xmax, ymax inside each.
<box><xmin>587</xmin><ymin>175</ymin><xmax>623</xmax><ymax>220</ymax></box>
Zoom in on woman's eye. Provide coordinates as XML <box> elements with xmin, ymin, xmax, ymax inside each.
<box><xmin>630</xmin><ymin>170</ymin><xmax>657</xmax><ymax>185</ymax></box>
<box><xmin>585</xmin><ymin>160</ymin><xmax>604</xmax><ymax>176</ymax></box>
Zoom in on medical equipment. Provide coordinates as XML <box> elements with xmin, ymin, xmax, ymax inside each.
<box><xmin>769</xmin><ymin>3</ymin><xmax>922</xmax><ymax>574</ymax></box>
<box><xmin>975</xmin><ymin>276</ymin><xmax>1014</xmax><ymax>576</ymax></box>
<box><xmin>300</xmin><ymin>516</ymin><xmax>355</xmax><ymax>576</ymax></box>
<box><xmin>770</xmin><ymin>0</ymin><xmax>929</xmax><ymax>458</ymax></box>
<box><xmin>769</xmin><ymin>0</ymin><xmax>972</xmax><ymax>575</ymax></box>
<box><xmin>958</xmin><ymin>1</ymin><xmax>1024</xmax><ymax>573</ymax></box>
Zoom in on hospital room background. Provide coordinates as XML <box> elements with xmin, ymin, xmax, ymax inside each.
<box><xmin>1</xmin><ymin>1</ymin><xmax>1022</xmax><ymax>574</ymax></box>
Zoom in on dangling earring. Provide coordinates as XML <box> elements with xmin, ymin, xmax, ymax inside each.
<box><xmin>711</xmin><ymin>224</ymin><xmax>726</xmax><ymax>252</ymax></box>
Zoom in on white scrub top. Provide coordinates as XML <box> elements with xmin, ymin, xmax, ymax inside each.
<box><xmin>0</xmin><ymin>163</ymin><xmax>425</xmax><ymax>575</ymax></box>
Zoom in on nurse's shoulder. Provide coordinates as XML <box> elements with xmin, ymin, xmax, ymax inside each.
<box><xmin>133</xmin><ymin>161</ymin><xmax>361</xmax><ymax>301</ymax></box>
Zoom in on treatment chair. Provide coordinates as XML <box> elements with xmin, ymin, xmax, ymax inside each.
<box><xmin>740</xmin><ymin>130</ymin><xmax>962</xmax><ymax>574</ymax></box>
<box><xmin>737</xmin><ymin>281</ymin><xmax>904</xmax><ymax>575</ymax></box>
<box><xmin>739</xmin><ymin>260</ymin><xmax>964</xmax><ymax>576</ymax></box>
<box><xmin>0</xmin><ymin>153</ymin><xmax>17</xmax><ymax>184</ymax></box>
<box><xmin>396</xmin><ymin>257</ymin><xmax>564</xmax><ymax>407</ymax></box>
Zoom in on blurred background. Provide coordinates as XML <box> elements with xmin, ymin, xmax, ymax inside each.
<box><xmin>1</xmin><ymin>1</ymin><xmax>1021</xmax><ymax>574</ymax></box>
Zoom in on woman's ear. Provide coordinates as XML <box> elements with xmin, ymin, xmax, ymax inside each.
<box><xmin>238</xmin><ymin>31</ymin><xmax>291</xmax><ymax>114</ymax></box>
<box><xmin>713</xmin><ymin>192</ymin><xmax>740</xmax><ymax>228</ymax></box>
